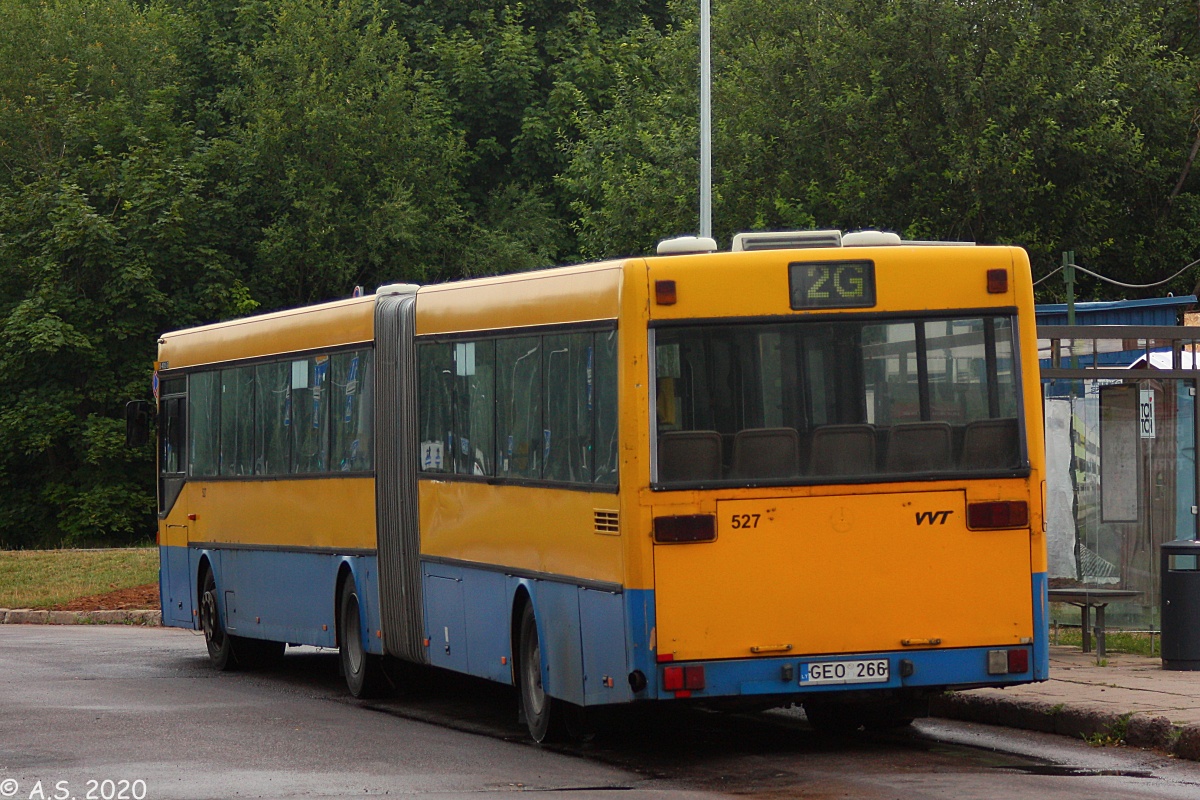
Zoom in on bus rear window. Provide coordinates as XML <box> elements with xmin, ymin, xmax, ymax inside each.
<box><xmin>653</xmin><ymin>315</ymin><xmax>1025</xmax><ymax>486</ymax></box>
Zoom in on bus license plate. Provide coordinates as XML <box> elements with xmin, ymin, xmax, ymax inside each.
<box><xmin>800</xmin><ymin>659</ymin><xmax>889</xmax><ymax>686</ymax></box>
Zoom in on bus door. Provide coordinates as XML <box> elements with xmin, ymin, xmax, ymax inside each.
<box><xmin>158</xmin><ymin>387</ymin><xmax>194</xmax><ymax>627</ymax></box>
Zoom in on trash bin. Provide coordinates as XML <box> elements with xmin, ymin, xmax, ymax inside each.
<box><xmin>1160</xmin><ymin>539</ymin><xmax>1200</xmax><ymax>671</ymax></box>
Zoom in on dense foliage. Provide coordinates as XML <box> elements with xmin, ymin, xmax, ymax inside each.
<box><xmin>0</xmin><ymin>0</ymin><xmax>1197</xmax><ymax>546</ymax></box>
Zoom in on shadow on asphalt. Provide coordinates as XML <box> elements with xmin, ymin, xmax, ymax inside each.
<box><xmin>184</xmin><ymin>645</ymin><xmax>1035</xmax><ymax>789</ymax></box>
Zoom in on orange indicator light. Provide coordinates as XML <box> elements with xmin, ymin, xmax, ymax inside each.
<box><xmin>655</xmin><ymin>279</ymin><xmax>677</xmax><ymax>305</ymax></box>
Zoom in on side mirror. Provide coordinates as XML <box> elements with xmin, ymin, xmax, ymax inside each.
<box><xmin>125</xmin><ymin>400</ymin><xmax>152</xmax><ymax>447</ymax></box>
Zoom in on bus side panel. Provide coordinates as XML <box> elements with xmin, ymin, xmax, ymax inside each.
<box><xmin>202</xmin><ymin>547</ymin><xmax>339</xmax><ymax>648</ymax></box>
<box><xmin>525</xmin><ymin>580</ymin><xmax>586</xmax><ymax>707</ymax></box>
<box><xmin>423</xmin><ymin>562</ymin><xmax>469</xmax><ymax>673</ymax></box>
<box><xmin>579</xmin><ymin>588</ymin><xmax>633</xmax><ymax>704</ymax></box>
<box><xmin>419</xmin><ymin>562</ymin><xmax>515</xmax><ymax>684</ymax></box>
<box><xmin>624</xmin><ymin>589</ymin><xmax>659</xmax><ymax>699</ymax></box>
<box><xmin>346</xmin><ymin>555</ymin><xmax>385</xmax><ymax>656</ymax></box>
<box><xmin>1033</xmin><ymin>571</ymin><xmax>1049</xmax><ymax>680</ymax></box>
<box><xmin>420</xmin><ymin>563</ymin><xmax>639</xmax><ymax>702</ymax></box>
<box><xmin>158</xmin><ymin>543</ymin><xmax>194</xmax><ymax>628</ymax></box>
<box><xmin>463</xmin><ymin>569</ymin><xmax>511</xmax><ymax>683</ymax></box>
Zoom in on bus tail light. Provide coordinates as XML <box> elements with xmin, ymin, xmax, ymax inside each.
<box><xmin>662</xmin><ymin>665</ymin><xmax>705</xmax><ymax>692</ymax></box>
<box><xmin>967</xmin><ymin>501</ymin><xmax>1029</xmax><ymax>530</ymax></box>
<box><xmin>654</xmin><ymin>514</ymin><xmax>716</xmax><ymax>543</ymax></box>
<box><xmin>988</xmin><ymin>648</ymin><xmax>1030</xmax><ymax>675</ymax></box>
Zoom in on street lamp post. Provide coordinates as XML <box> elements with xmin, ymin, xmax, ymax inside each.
<box><xmin>699</xmin><ymin>0</ymin><xmax>712</xmax><ymax>240</ymax></box>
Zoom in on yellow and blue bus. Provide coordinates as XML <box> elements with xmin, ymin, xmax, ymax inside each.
<box><xmin>140</xmin><ymin>229</ymin><xmax>1047</xmax><ymax>740</ymax></box>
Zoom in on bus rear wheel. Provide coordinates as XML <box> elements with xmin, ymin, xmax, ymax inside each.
<box><xmin>517</xmin><ymin>602</ymin><xmax>567</xmax><ymax>743</ymax></box>
<box><xmin>339</xmin><ymin>579</ymin><xmax>385</xmax><ymax>698</ymax></box>
<box><xmin>199</xmin><ymin>569</ymin><xmax>238</xmax><ymax>671</ymax></box>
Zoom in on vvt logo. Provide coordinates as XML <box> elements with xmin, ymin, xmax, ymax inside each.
<box><xmin>915</xmin><ymin>510</ymin><xmax>954</xmax><ymax>525</ymax></box>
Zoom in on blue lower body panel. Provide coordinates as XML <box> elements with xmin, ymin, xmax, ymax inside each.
<box><xmin>158</xmin><ymin>544</ymin><xmax>382</xmax><ymax>654</ymax></box>
<box><xmin>419</xmin><ymin>561</ymin><xmax>637</xmax><ymax>705</ymax></box>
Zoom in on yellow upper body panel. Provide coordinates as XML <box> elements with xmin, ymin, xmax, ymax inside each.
<box><xmin>415</xmin><ymin>261</ymin><xmax>628</xmax><ymax>335</ymax></box>
<box><xmin>175</xmin><ymin>477</ymin><xmax>376</xmax><ymax>550</ymax></box>
<box><xmin>157</xmin><ymin>296</ymin><xmax>376</xmax><ymax>370</ymax></box>
<box><xmin>645</xmin><ymin>245</ymin><xmax>1027</xmax><ymax>320</ymax></box>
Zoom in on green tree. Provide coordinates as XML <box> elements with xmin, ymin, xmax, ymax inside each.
<box><xmin>563</xmin><ymin>0</ymin><xmax>1200</xmax><ymax>295</ymax></box>
<box><xmin>0</xmin><ymin>0</ymin><xmax>249</xmax><ymax>547</ymax></box>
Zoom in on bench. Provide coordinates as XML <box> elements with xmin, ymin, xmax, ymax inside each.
<box><xmin>1047</xmin><ymin>588</ymin><xmax>1140</xmax><ymax>658</ymax></box>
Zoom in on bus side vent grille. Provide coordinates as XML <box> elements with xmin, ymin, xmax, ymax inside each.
<box><xmin>594</xmin><ymin>510</ymin><xmax>620</xmax><ymax>534</ymax></box>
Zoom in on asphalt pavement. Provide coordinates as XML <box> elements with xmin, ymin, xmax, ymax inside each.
<box><xmin>4</xmin><ymin>607</ymin><xmax>1199</xmax><ymax>760</ymax></box>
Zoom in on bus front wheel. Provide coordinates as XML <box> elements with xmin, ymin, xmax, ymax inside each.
<box><xmin>200</xmin><ymin>569</ymin><xmax>237</xmax><ymax>671</ymax></box>
<box><xmin>339</xmin><ymin>579</ymin><xmax>385</xmax><ymax>698</ymax></box>
<box><xmin>517</xmin><ymin>603</ymin><xmax>567</xmax><ymax>743</ymax></box>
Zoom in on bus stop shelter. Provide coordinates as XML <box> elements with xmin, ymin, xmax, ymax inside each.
<box><xmin>1040</xmin><ymin>325</ymin><xmax>1200</xmax><ymax>631</ymax></box>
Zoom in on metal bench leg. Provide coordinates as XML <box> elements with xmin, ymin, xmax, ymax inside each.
<box><xmin>1080</xmin><ymin>605</ymin><xmax>1091</xmax><ymax>653</ymax></box>
<box><xmin>1095</xmin><ymin>604</ymin><xmax>1107</xmax><ymax>659</ymax></box>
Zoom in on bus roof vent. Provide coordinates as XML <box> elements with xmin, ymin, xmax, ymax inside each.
<box><xmin>841</xmin><ymin>230</ymin><xmax>902</xmax><ymax>247</ymax></box>
<box><xmin>657</xmin><ymin>235</ymin><xmax>719</xmax><ymax>256</ymax></box>
<box><xmin>376</xmin><ymin>283</ymin><xmax>420</xmax><ymax>296</ymax></box>
<box><xmin>731</xmin><ymin>230</ymin><xmax>842</xmax><ymax>251</ymax></box>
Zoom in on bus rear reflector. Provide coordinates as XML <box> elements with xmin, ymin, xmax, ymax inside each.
<box><xmin>987</xmin><ymin>268</ymin><xmax>1008</xmax><ymax>293</ymax></box>
<box><xmin>967</xmin><ymin>501</ymin><xmax>1029</xmax><ymax>530</ymax></box>
<box><xmin>1007</xmin><ymin>648</ymin><xmax>1029</xmax><ymax>674</ymax></box>
<box><xmin>663</xmin><ymin>665</ymin><xmax>705</xmax><ymax>691</ymax></box>
<box><xmin>654</xmin><ymin>514</ymin><xmax>716</xmax><ymax>543</ymax></box>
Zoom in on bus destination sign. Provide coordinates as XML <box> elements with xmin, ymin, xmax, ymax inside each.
<box><xmin>788</xmin><ymin>260</ymin><xmax>876</xmax><ymax>310</ymax></box>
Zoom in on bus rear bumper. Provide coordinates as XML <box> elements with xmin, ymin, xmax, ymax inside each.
<box><xmin>648</xmin><ymin>644</ymin><xmax>1042</xmax><ymax>702</ymax></box>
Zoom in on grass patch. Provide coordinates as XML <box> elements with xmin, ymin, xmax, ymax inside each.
<box><xmin>0</xmin><ymin>548</ymin><xmax>158</xmax><ymax>609</ymax></box>
<box><xmin>1051</xmin><ymin>626</ymin><xmax>1160</xmax><ymax>657</ymax></box>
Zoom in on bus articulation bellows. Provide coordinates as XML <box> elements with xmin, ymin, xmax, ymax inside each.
<box><xmin>132</xmin><ymin>229</ymin><xmax>1049</xmax><ymax>741</ymax></box>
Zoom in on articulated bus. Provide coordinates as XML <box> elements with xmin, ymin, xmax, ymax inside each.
<box><xmin>139</xmin><ymin>229</ymin><xmax>1048</xmax><ymax>740</ymax></box>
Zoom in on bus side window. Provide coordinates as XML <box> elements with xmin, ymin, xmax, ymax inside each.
<box><xmin>594</xmin><ymin>329</ymin><xmax>618</xmax><ymax>486</ymax></box>
<box><xmin>332</xmin><ymin>350</ymin><xmax>374</xmax><ymax>472</ymax></box>
<box><xmin>496</xmin><ymin>336</ymin><xmax>542</xmax><ymax>479</ymax></box>
<box><xmin>159</xmin><ymin>395</ymin><xmax>187</xmax><ymax>515</ymax></box>
<box><xmin>189</xmin><ymin>371</ymin><xmax>220</xmax><ymax>477</ymax></box>
<box><xmin>160</xmin><ymin>397</ymin><xmax>186</xmax><ymax>476</ymax></box>
<box><xmin>418</xmin><ymin>342</ymin><xmax>454</xmax><ymax>473</ymax></box>
<box><xmin>544</xmin><ymin>332</ymin><xmax>593</xmax><ymax>483</ymax></box>
<box><xmin>453</xmin><ymin>340</ymin><xmax>495</xmax><ymax>477</ymax></box>
<box><xmin>220</xmin><ymin>366</ymin><xmax>255</xmax><ymax>476</ymax></box>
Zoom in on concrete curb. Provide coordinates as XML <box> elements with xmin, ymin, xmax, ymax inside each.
<box><xmin>931</xmin><ymin>690</ymin><xmax>1200</xmax><ymax>761</ymax></box>
<box><xmin>0</xmin><ymin>608</ymin><xmax>161</xmax><ymax>626</ymax></box>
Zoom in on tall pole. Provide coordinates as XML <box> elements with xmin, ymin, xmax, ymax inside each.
<box><xmin>1064</xmin><ymin>250</ymin><xmax>1077</xmax><ymax>372</ymax></box>
<box><xmin>699</xmin><ymin>0</ymin><xmax>712</xmax><ymax>239</ymax></box>
<box><xmin>1063</xmin><ymin>250</ymin><xmax>1076</xmax><ymax>326</ymax></box>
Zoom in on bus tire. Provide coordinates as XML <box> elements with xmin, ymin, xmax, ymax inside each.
<box><xmin>199</xmin><ymin>569</ymin><xmax>238</xmax><ymax>671</ymax></box>
<box><xmin>339</xmin><ymin>579</ymin><xmax>385</xmax><ymax>698</ymax></box>
<box><xmin>517</xmin><ymin>602</ymin><xmax>567</xmax><ymax>743</ymax></box>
